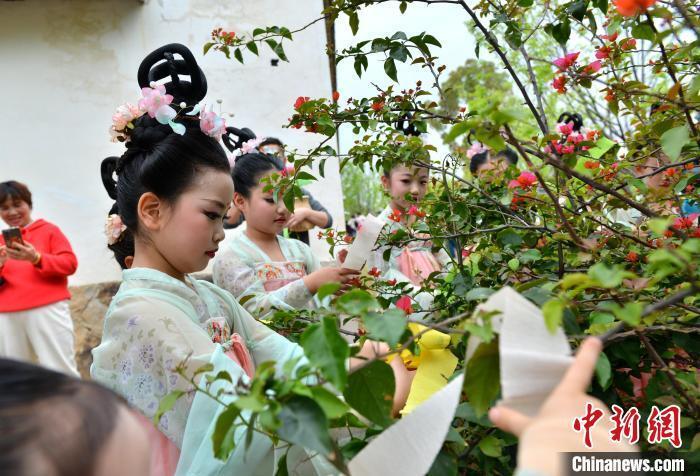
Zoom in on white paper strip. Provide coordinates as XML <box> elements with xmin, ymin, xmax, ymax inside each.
<box><xmin>467</xmin><ymin>286</ymin><xmax>573</xmax><ymax>417</ymax></box>
<box><xmin>347</xmin><ymin>373</ymin><xmax>463</xmax><ymax>476</ymax></box>
<box><xmin>342</xmin><ymin>214</ymin><xmax>386</xmax><ymax>271</ymax></box>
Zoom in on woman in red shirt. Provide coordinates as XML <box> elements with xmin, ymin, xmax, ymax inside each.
<box><xmin>0</xmin><ymin>181</ymin><xmax>79</xmax><ymax>376</ymax></box>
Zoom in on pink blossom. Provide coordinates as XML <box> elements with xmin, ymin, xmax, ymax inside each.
<box><xmin>584</xmin><ymin>60</ymin><xmax>603</xmax><ymax>74</ymax></box>
<box><xmin>104</xmin><ymin>214</ymin><xmax>127</xmax><ymax>245</ymax></box>
<box><xmin>199</xmin><ymin>105</ymin><xmax>227</xmax><ymax>140</ymax></box>
<box><xmin>557</xmin><ymin>122</ymin><xmax>574</xmax><ymax>135</ymax></box>
<box><xmin>139</xmin><ymin>83</ymin><xmax>174</xmax><ymax>119</ymax></box>
<box><xmin>112</xmin><ymin>103</ymin><xmax>142</xmax><ymax>131</ymax></box>
<box><xmin>561</xmin><ymin>145</ymin><xmax>576</xmax><ymax>154</ymax></box>
<box><xmin>596</xmin><ymin>46</ymin><xmax>612</xmax><ymax>60</ymax></box>
<box><xmin>241</xmin><ymin>137</ymin><xmax>264</xmax><ymax>155</ymax></box>
<box><xmin>673</xmin><ymin>214</ymin><xmax>699</xmax><ymax>229</ymax></box>
<box><xmin>552</xmin><ymin>52</ymin><xmax>580</xmax><ymax>71</ymax></box>
<box><xmin>567</xmin><ymin>133</ymin><xmax>584</xmax><ymax>145</ymax></box>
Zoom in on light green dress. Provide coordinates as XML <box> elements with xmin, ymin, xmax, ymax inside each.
<box><xmin>212</xmin><ymin>232</ymin><xmax>320</xmax><ymax>319</ymax></box>
<box><xmin>91</xmin><ymin>268</ymin><xmax>331</xmax><ymax>475</ymax></box>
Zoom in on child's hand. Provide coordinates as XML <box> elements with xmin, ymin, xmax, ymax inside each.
<box><xmin>286</xmin><ymin>208</ymin><xmax>312</xmax><ymax>229</ymax></box>
<box><xmin>489</xmin><ymin>338</ymin><xmax>637</xmax><ymax>476</ymax></box>
<box><xmin>303</xmin><ymin>266</ymin><xmax>359</xmax><ymax>294</ymax></box>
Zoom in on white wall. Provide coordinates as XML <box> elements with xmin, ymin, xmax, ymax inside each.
<box><xmin>0</xmin><ymin>0</ymin><xmax>344</xmax><ymax>285</ymax></box>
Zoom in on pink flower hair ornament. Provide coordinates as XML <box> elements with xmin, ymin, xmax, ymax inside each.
<box><xmin>104</xmin><ymin>214</ymin><xmax>127</xmax><ymax>245</ymax></box>
<box><xmin>466</xmin><ymin>142</ymin><xmax>489</xmax><ymax>159</ymax></box>
<box><xmin>110</xmin><ymin>83</ymin><xmax>227</xmax><ymax>141</ymax></box>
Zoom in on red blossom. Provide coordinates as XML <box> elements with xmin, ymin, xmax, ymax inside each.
<box><xmin>388</xmin><ymin>208</ymin><xmax>402</xmax><ymax>222</ymax></box>
<box><xmin>552</xmin><ymin>75</ymin><xmax>568</xmax><ymax>94</ymax></box>
<box><xmin>600</xmin><ymin>32</ymin><xmax>619</xmax><ymax>42</ymax></box>
<box><xmin>585</xmin><ymin>161</ymin><xmax>600</xmax><ymax>169</ymax></box>
<box><xmin>620</xmin><ymin>38</ymin><xmax>637</xmax><ymax>51</ymax></box>
<box><xmin>386</xmin><ymin>279</ymin><xmax>397</xmax><ymax>286</ymax></box>
<box><xmin>407</xmin><ymin>205</ymin><xmax>426</xmax><ymax>218</ymax></box>
<box><xmin>396</xmin><ymin>295</ymin><xmax>414</xmax><ymax>315</ymax></box>
<box><xmin>596</xmin><ymin>46</ymin><xmax>612</xmax><ymax>60</ymax></box>
<box><xmin>614</xmin><ymin>0</ymin><xmax>657</xmax><ymax>17</ymax></box>
<box><xmin>371</xmin><ymin>101</ymin><xmax>385</xmax><ymax>112</ymax></box>
<box><xmin>673</xmin><ymin>215</ymin><xmax>699</xmax><ymax>229</ymax></box>
<box><xmin>332</xmin><ymin>91</ymin><xmax>340</xmax><ymax>102</ymax></box>
<box><xmin>558</xmin><ymin>122</ymin><xmax>574</xmax><ymax>135</ymax></box>
<box><xmin>626</xmin><ymin>251</ymin><xmax>639</xmax><ymax>262</ymax></box>
<box><xmin>508</xmin><ymin>171</ymin><xmax>538</xmax><ymax>190</ymax></box>
<box><xmin>294</xmin><ymin>96</ymin><xmax>310</xmax><ymax>109</ymax></box>
<box><xmin>343</xmin><ymin>235</ymin><xmax>354</xmax><ymax>244</ymax></box>
<box><xmin>368</xmin><ymin>267</ymin><xmax>381</xmax><ymax>278</ymax></box>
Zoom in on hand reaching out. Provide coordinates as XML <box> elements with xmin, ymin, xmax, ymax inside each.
<box><xmin>489</xmin><ymin>338</ymin><xmax>637</xmax><ymax>476</ymax></box>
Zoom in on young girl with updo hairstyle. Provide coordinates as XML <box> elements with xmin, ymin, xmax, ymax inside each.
<box><xmin>92</xmin><ymin>44</ymin><xmax>411</xmax><ymax>475</ymax></box>
<box><xmin>212</xmin><ymin>152</ymin><xmax>359</xmax><ymax>319</ymax></box>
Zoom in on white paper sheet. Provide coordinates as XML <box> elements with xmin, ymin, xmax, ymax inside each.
<box><xmin>348</xmin><ymin>374</ymin><xmax>464</xmax><ymax>476</ymax></box>
<box><xmin>467</xmin><ymin>287</ymin><xmax>573</xmax><ymax>417</ymax></box>
<box><xmin>342</xmin><ymin>214</ymin><xmax>385</xmax><ymax>271</ymax></box>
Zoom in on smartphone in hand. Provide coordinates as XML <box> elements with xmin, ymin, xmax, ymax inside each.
<box><xmin>2</xmin><ymin>228</ymin><xmax>24</xmax><ymax>249</ymax></box>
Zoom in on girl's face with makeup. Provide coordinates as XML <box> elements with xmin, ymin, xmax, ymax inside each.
<box><xmin>234</xmin><ymin>170</ymin><xmax>291</xmax><ymax>236</ymax></box>
<box><xmin>381</xmin><ymin>165</ymin><xmax>429</xmax><ymax>210</ymax></box>
<box><xmin>151</xmin><ymin>169</ymin><xmax>233</xmax><ymax>274</ymax></box>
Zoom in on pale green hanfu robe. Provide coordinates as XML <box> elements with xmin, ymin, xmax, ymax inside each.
<box><xmin>213</xmin><ymin>232</ymin><xmax>320</xmax><ymax>319</ymax></box>
<box><xmin>91</xmin><ymin>268</ymin><xmax>332</xmax><ymax>475</ymax></box>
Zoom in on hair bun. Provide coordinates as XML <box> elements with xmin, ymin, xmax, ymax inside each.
<box><xmin>395</xmin><ymin>113</ymin><xmax>421</xmax><ymax>137</ymax></box>
<box><xmin>100</xmin><ymin>157</ymin><xmax>120</xmax><ymax>199</ymax></box>
<box><xmin>222</xmin><ymin>126</ymin><xmax>257</xmax><ymax>153</ymax></box>
<box><xmin>137</xmin><ymin>43</ymin><xmax>207</xmax><ymax>105</ymax></box>
<box><xmin>127</xmin><ymin>115</ymin><xmax>172</xmax><ymax>151</ymax></box>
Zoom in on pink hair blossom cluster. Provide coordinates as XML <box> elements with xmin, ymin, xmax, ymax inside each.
<box><xmin>110</xmin><ymin>103</ymin><xmax>144</xmax><ymax>142</ymax></box>
<box><xmin>466</xmin><ymin>142</ymin><xmax>489</xmax><ymax>159</ymax></box>
<box><xmin>104</xmin><ymin>214</ymin><xmax>127</xmax><ymax>245</ymax></box>
<box><xmin>109</xmin><ymin>83</ymin><xmax>229</xmax><ymax>141</ymax></box>
<box><xmin>544</xmin><ymin>123</ymin><xmax>601</xmax><ymax>156</ymax></box>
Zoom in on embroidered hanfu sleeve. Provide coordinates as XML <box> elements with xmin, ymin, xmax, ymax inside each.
<box><xmin>213</xmin><ymin>244</ymin><xmax>314</xmax><ymax>318</ymax></box>
<box><xmin>90</xmin><ymin>293</ymin><xmax>245</xmax><ymax>449</ymax></box>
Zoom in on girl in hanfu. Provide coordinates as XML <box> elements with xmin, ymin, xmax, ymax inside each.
<box><xmin>213</xmin><ymin>152</ymin><xmax>358</xmax><ymax>319</ymax></box>
<box><xmin>91</xmin><ymin>44</ymin><xmax>411</xmax><ymax>476</ymax></box>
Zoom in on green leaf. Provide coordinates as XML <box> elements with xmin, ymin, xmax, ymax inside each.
<box><xmin>508</xmin><ymin>258</ymin><xmax>520</xmax><ymax>271</ymax></box>
<box><xmin>465</xmin><ymin>341</ymin><xmax>500</xmax><ymax>416</ymax></box>
<box><xmin>337</xmin><ymin>289</ymin><xmax>378</xmax><ymax>314</ymax></box>
<box><xmin>660</xmin><ymin>126</ymin><xmax>690</xmax><ymax>160</ymax></box>
<box><xmin>465</xmin><ymin>287</ymin><xmax>495</xmax><ymax>301</ymax></box>
<box><xmin>363</xmin><ymin>309</ymin><xmax>407</xmax><ymax>346</ymax></box>
<box><xmin>384</xmin><ymin>58</ymin><xmax>398</xmax><ymax>82</ymax></box>
<box><xmin>551</xmin><ymin>20</ymin><xmax>571</xmax><ymax>46</ymax></box>
<box><xmin>233</xmin><ymin>48</ymin><xmax>243</xmax><ymax>64</ymax></box>
<box><xmin>301</xmin><ymin>316</ymin><xmax>349</xmax><ymax>390</ymax></box>
<box><xmin>593</xmin><ymin>0</ymin><xmax>608</xmax><ymax>13</ymax></box>
<box><xmin>478</xmin><ymin>435</ymin><xmax>504</xmax><ymax>457</ymax></box>
<box><xmin>310</xmin><ymin>387</ymin><xmax>350</xmax><ymax>419</ymax></box>
<box><xmin>518</xmin><ymin>0</ymin><xmax>534</xmax><ymax>5</ymax></box>
<box><xmin>519</xmin><ymin>249</ymin><xmax>542</xmax><ymax>264</ymax></box>
<box><xmin>614</xmin><ymin>302</ymin><xmax>643</xmax><ymax>326</ymax></box>
<box><xmin>246</xmin><ymin>41</ymin><xmax>259</xmax><ymax>55</ymax></box>
<box><xmin>203</xmin><ymin>42</ymin><xmax>215</xmax><ymax>55</ymax></box>
<box><xmin>154</xmin><ymin>390</ymin><xmax>184</xmax><ymax>424</ymax></box>
<box><xmin>631</xmin><ymin>23</ymin><xmax>655</xmax><ymax>41</ymax></box>
<box><xmin>212</xmin><ymin>405</ymin><xmax>241</xmax><ymax>459</ymax></box>
<box><xmin>423</xmin><ymin>34</ymin><xmax>441</xmax><ymax>47</ymax></box>
<box><xmin>648</xmin><ymin>217</ymin><xmax>673</xmax><ymax>236</ymax></box>
<box><xmin>497</xmin><ymin>228</ymin><xmax>523</xmax><ymax>247</ymax></box>
<box><xmin>349</xmin><ymin>11</ymin><xmax>359</xmax><ymax>35</ymax></box>
<box><xmin>542</xmin><ymin>298</ymin><xmax>565</xmax><ymax>333</ymax></box>
<box><xmin>277</xmin><ymin>396</ymin><xmax>333</xmax><ymax>456</ymax></box>
<box><xmin>399</xmin><ymin>1</ymin><xmax>407</xmax><ymax>13</ymax></box>
<box><xmin>275</xmin><ymin>452</ymin><xmax>289</xmax><ymax>476</ymax></box>
<box><xmin>588</xmin><ymin>263</ymin><xmax>627</xmax><ymax>288</ymax></box>
<box><xmin>566</xmin><ymin>1</ymin><xmax>588</xmax><ymax>21</ymax></box>
<box><xmin>317</xmin><ymin>283</ymin><xmax>341</xmax><ymax>301</ymax></box>
<box><xmin>444</xmin><ymin>120</ymin><xmax>472</xmax><ymax>143</ymax></box>
<box><xmin>344</xmin><ymin>360</ymin><xmax>395</xmax><ymax>427</ymax></box>
<box><xmin>595</xmin><ymin>352</ymin><xmax>612</xmax><ymax>390</ymax></box>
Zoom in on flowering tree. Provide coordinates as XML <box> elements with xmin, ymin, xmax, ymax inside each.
<box><xmin>158</xmin><ymin>1</ymin><xmax>700</xmax><ymax>473</ymax></box>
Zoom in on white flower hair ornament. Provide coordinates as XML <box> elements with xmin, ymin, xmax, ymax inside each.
<box><xmin>109</xmin><ymin>82</ymin><xmax>227</xmax><ymax>142</ymax></box>
<box><xmin>104</xmin><ymin>214</ymin><xmax>127</xmax><ymax>245</ymax></box>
